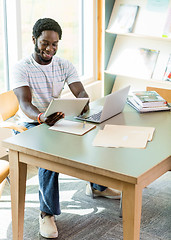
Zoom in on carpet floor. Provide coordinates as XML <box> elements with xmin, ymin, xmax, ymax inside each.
<box><xmin>0</xmin><ymin>166</ymin><xmax>170</xmax><ymax>240</ymax></box>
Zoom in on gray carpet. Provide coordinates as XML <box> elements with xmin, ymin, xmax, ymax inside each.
<box><xmin>0</xmin><ymin>166</ymin><xmax>170</xmax><ymax>240</ymax></box>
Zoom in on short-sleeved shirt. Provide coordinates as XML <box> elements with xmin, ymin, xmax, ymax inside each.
<box><xmin>12</xmin><ymin>55</ymin><xmax>80</xmax><ymax>122</ymax></box>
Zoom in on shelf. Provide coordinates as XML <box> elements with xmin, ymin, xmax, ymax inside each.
<box><xmin>107</xmin><ymin>1</ymin><xmax>171</xmax><ymax>39</ymax></box>
<box><xmin>103</xmin><ymin>0</ymin><xmax>171</xmax><ymax>95</ymax></box>
<box><xmin>104</xmin><ymin>70</ymin><xmax>171</xmax><ymax>85</ymax></box>
<box><xmin>112</xmin><ymin>75</ymin><xmax>171</xmax><ymax>94</ymax></box>
<box><xmin>105</xmin><ymin>30</ymin><xmax>171</xmax><ymax>42</ymax></box>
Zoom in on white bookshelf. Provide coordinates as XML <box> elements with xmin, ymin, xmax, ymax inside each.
<box><xmin>103</xmin><ymin>0</ymin><xmax>171</xmax><ymax>95</ymax></box>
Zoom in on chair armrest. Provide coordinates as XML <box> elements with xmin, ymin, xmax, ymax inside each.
<box><xmin>0</xmin><ymin>122</ymin><xmax>27</xmax><ymax>133</ymax></box>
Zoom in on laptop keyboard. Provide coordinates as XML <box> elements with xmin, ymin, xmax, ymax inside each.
<box><xmin>85</xmin><ymin>110</ymin><xmax>102</xmax><ymax>121</ymax></box>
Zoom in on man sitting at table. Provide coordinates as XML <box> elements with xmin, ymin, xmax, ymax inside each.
<box><xmin>12</xmin><ymin>18</ymin><xmax>121</xmax><ymax>239</ymax></box>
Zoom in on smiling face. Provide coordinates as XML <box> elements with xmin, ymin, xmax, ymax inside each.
<box><xmin>32</xmin><ymin>30</ymin><xmax>59</xmax><ymax>65</ymax></box>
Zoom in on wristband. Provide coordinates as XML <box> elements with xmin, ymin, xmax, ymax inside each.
<box><xmin>37</xmin><ymin>113</ymin><xmax>43</xmax><ymax>124</ymax></box>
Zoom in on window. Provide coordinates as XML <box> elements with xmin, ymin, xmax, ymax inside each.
<box><xmin>0</xmin><ymin>0</ymin><xmax>5</xmax><ymax>93</ymax></box>
<box><xmin>20</xmin><ymin>0</ymin><xmax>83</xmax><ymax>75</ymax></box>
<box><xmin>2</xmin><ymin>0</ymin><xmax>96</xmax><ymax>93</ymax></box>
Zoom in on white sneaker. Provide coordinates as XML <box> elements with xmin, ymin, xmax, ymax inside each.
<box><xmin>86</xmin><ymin>183</ymin><xmax>121</xmax><ymax>199</ymax></box>
<box><xmin>39</xmin><ymin>213</ymin><xmax>58</xmax><ymax>238</ymax></box>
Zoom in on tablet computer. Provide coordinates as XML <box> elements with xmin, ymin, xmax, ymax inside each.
<box><xmin>44</xmin><ymin>98</ymin><xmax>89</xmax><ymax>117</ymax></box>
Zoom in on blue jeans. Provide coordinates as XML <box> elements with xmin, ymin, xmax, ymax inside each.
<box><xmin>14</xmin><ymin>122</ymin><xmax>60</xmax><ymax>215</ymax></box>
<box><xmin>14</xmin><ymin>122</ymin><xmax>106</xmax><ymax>215</ymax></box>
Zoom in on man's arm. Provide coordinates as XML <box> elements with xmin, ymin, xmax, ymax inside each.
<box><xmin>13</xmin><ymin>86</ymin><xmax>64</xmax><ymax>126</ymax></box>
<box><xmin>69</xmin><ymin>82</ymin><xmax>89</xmax><ymax>113</ymax></box>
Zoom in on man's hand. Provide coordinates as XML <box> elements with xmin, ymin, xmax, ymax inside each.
<box><xmin>69</xmin><ymin>82</ymin><xmax>90</xmax><ymax>115</ymax></box>
<box><xmin>40</xmin><ymin>112</ymin><xmax>65</xmax><ymax>126</ymax></box>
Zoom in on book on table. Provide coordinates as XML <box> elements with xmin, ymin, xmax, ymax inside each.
<box><xmin>49</xmin><ymin>119</ymin><xmax>96</xmax><ymax>136</ymax></box>
<box><xmin>132</xmin><ymin>91</ymin><xmax>167</xmax><ymax>107</ymax></box>
<box><xmin>127</xmin><ymin>96</ymin><xmax>171</xmax><ymax>113</ymax></box>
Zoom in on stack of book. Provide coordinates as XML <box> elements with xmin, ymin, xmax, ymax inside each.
<box><xmin>127</xmin><ymin>91</ymin><xmax>171</xmax><ymax>113</ymax></box>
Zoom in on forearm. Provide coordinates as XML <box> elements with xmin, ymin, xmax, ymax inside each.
<box><xmin>14</xmin><ymin>86</ymin><xmax>41</xmax><ymax>121</ymax></box>
<box><xmin>69</xmin><ymin>82</ymin><xmax>89</xmax><ymax>99</ymax></box>
<box><xmin>19</xmin><ymin>101</ymin><xmax>41</xmax><ymax>121</ymax></box>
<box><xmin>14</xmin><ymin>86</ymin><xmax>64</xmax><ymax>126</ymax></box>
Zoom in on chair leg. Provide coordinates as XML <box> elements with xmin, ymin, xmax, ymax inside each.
<box><xmin>0</xmin><ymin>178</ymin><xmax>7</xmax><ymax>199</ymax></box>
<box><xmin>119</xmin><ymin>192</ymin><xmax>122</xmax><ymax>218</ymax></box>
<box><xmin>6</xmin><ymin>176</ymin><xmax>10</xmax><ymax>184</ymax></box>
<box><xmin>86</xmin><ymin>182</ymin><xmax>94</xmax><ymax>198</ymax></box>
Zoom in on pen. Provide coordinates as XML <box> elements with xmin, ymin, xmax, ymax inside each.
<box><xmin>83</xmin><ymin>121</ymin><xmax>86</xmax><ymax>128</ymax></box>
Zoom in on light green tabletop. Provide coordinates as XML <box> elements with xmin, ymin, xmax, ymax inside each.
<box><xmin>3</xmin><ymin>104</ymin><xmax>171</xmax><ymax>182</ymax></box>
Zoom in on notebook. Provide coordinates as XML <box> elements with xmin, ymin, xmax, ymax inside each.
<box><xmin>44</xmin><ymin>98</ymin><xmax>89</xmax><ymax>117</ymax></box>
<box><xmin>76</xmin><ymin>85</ymin><xmax>130</xmax><ymax>123</ymax></box>
<box><xmin>49</xmin><ymin>119</ymin><xmax>96</xmax><ymax>135</ymax></box>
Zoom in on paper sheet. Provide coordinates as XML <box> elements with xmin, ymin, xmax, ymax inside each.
<box><xmin>49</xmin><ymin>119</ymin><xmax>96</xmax><ymax>136</ymax></box>
<box><xmin>93</xmin><ymin>125</ymin><xmax>155</xmax><ymax>149</ymax></box>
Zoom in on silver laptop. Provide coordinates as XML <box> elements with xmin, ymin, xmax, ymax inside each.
<box><xmin>76</xmin><ymin>85</ymin><xmax>130</xmax><ymax>123</ymax></box>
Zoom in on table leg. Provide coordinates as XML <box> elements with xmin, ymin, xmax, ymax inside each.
<box><xmin>122</xmin><ymin>183</ymin><xmax>142</xmax><ymax>240</ymax></box>
<box><xmin>9</xmin><ymin>150</ymin><xmax>27</xmax><ymax>240</ymax></box>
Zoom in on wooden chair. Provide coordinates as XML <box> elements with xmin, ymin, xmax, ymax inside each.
<box><xmin>0</xmin><ymin>158</ymin><xmax>10</xmax><ymax>198</ymax></box>
<box><xmin>146</xmin><ymin>86</ymin><xmax>171</xmax><ymax>103</ymax></box>
<box><xmin>0</xmin><ymin>90</ymin><xmax>27</xmax><ymax>198</ymax></box>
<box><xmin>0</xmin><ymin>90</ymin><xmax>27</xmax><ymax>132</ymax></box>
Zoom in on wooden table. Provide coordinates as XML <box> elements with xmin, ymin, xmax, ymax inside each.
<box><xmin>3</xmin><ymin>104</ymin><xmax>171</xmax><ymax>240</ymax></box>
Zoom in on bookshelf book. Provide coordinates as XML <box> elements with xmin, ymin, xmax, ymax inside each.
<box><xmin>103</xmin><ymin>0</ymin><xmax>171</xmax><ymax>96</ymax></box>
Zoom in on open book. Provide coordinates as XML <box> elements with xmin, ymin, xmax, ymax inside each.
<box><xmin>49</xmin><ymin>119</ymin><xmax>96</xmax><ymax>136</ymax></box>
